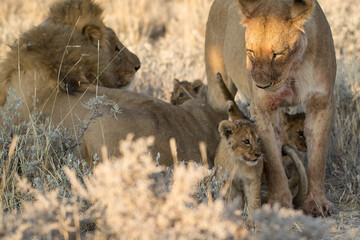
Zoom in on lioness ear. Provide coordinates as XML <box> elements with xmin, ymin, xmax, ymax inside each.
<box><xmin>290</xmin><ymin>0</ymin><xmax>314</xmax><ymax>26</ymax></box>
<box><xmin>83</xmin><ymin>25</ymin><xmax>102</xmax><ymax>44</ymax></box>
<box><xmin>218</xmin><ymin>120</ymin><xmax>236</xmax><ymax>139</ymax></box>
<box><xmin>238</xmin><ymin>0</ymin><xmax>263</xmax><ymax>20</ymax></box>
<box><xmin>192</xmin><ymin>79</ymin><xmax>204</xmax><ymax>94</ymax></box>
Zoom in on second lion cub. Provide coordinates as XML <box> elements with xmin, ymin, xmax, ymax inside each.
<box><xmin>215</xmin><ymin>118</ymin><xmax>263</xmax><ymax>214</ymax></box>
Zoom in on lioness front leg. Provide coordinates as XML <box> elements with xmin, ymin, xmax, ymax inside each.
<box><xmin>252</xmin><ymin>106</ymin><xmax>292</xmax><ymax>208</ymax></box>
<box><xmin>303</xmin><ymin>96</ymin><xmax>335</xmax><ymax>217</ymax></box>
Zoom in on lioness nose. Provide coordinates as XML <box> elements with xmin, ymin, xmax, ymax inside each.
<box><xmin>255</xmin><ymin>153</ymin><xmax>261</xmax><ymax>158</ymax></box>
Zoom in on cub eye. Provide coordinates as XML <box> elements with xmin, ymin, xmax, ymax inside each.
<box><xmin>179</xmin><ymin>92</ymin><xmax>184</xmax><ymax>98</ymax></box>
<box><xmin>115</xmin><ymin>46</ymin><xmax>120</xmax><ymax>53</ymax></box>
<box><xmin>246</xmin><ymin>49</ymin><xmax>256</xmax><ymax>60</ymax></box>
<box><xmin>297</xmin><ymin>131</ymin><xmax>304</xmax><ymax>137</ymax></box>
<box><xmin>243</xmin><ymin>139</ymin><xmax>250</xmax><ymax>144</ymax></box>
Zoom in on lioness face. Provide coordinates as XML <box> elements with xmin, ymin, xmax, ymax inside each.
<box><xmin>238</xmin><ymin>0</ymin><xmax>313</xmax><ymax>91</ymax></box>
<box><xmin>244</xmin><ymin>17</ymin><xmax>306</xmax><ymax>91</ymax></box>
<box><xmin>219</xmin><ymin>120</ymin><xmax>262</xmax><ymax>167</ymax></box>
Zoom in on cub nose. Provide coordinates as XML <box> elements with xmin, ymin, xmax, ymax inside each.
<box><xmin>134</xmin><ymin>65</ymin><xmax>141</xmax><ymax>72</ymax></box>
<box><xmin>255</xmin><ymin>153</ymin><xmax>261</xmax><ymax>158</ymax></box>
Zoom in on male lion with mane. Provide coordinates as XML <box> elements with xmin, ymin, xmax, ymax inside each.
<box><xmin>0</xmin><ymin>0</ymin><xmax>223</xmax><ymax>168</ymax></box>
<box><xmin>205</xmin><ymin>0</ymin><xmax>335</xmax><ymax>216</ymax></box>
<box><xmin>47</xmin><ymin>0</ymin><xmax>141</xmax><ymax>89</ymax></box>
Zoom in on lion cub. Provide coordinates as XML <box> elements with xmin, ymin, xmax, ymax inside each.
<box><xmin>281</xmin><ymin>111</ymin><xmax>307</xmax><ymax>207</ymax></box>
<box><xmin>170</xmin><ymin>79</ymin><xmax>207</xmax><ymax>105</ymax></box>
<box><xmin>215</xmin><ymin>118</ymin><xmax>263</xmax><ymax>214</ymax></box>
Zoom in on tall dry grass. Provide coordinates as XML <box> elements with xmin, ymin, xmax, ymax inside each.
<box><xmin>0</xmin><ymin>0</ymin><xmax>359</xmax><ymax>239</ymax></box>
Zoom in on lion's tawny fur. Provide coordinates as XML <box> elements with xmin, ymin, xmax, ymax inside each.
<box><xmin>170</xmin><ymin>79</ymin><xmax>207</xmax><ymax>105</ymax></box>
<box><xmin>215</xmin><ymin>119</ymin><xmax>263</xmax><ymax>214</ymax></box>
<box><xmin>205</xmin><ymin>0</ymin><xmax>336</xmax><ymax>216</ymax></box>
<box><xmin>0</xmin><ymin>0</ymin><xmax>222</xmax><ymax>168</ymax></box>
<box><xmin>281</xmin><ymin>111</ymin><xmax>308</xmax><ymax>208</ymax></box>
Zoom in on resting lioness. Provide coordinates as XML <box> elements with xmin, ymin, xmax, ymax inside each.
<box><xmin>215</xmin><ymin>118</ymin><xmax>263</xmax><ymax>215</ymax></box>
<box><xmin>205</xmin><ymin>0</ymin><xmax>336</xmax><ymax>216</ymax></box>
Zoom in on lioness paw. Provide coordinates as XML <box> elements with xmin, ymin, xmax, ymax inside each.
<box><xmin>268</xmin><ymin>188</ymin><xmax>293</xmax><ymax>209</ymax></box>
<box><xmin>303</xmin><ymin>194</ymin><xmax>334</xmax><ymax>217</ymax></box>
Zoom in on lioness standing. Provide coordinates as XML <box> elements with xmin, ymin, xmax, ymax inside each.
<box><xmin>205</xmin><ymin>0</ymin><xmax>335</xmax><ymax>216</ymax></box>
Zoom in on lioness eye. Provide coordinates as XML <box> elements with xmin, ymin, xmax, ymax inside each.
<box><xmin>297</xmin><ymin>131</ymin><xmax>304</xmax><ymax>137</ymax></box>
<box><xmin>179</xmin><ymin>93</ymin><xmax>184</xmax><ymax>97</ymax></box>
<box><xmin>243</xmin><ymin>139</ymin><xmax>250</xmax><ymax>144</ymax></box>
<box><xmin>246</xmin><ymin>49</ymin><xmax>255</xmax><ymax>59</ymax></box>
<box><xmin>272</xmin><ymin>51</ymin><xmax>284</xmax><ymax>60</ymax></box>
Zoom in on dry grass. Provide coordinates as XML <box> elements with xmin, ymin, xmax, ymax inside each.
<box><xmin>0</xmin><ymin>0</ymin><xmax>359</xmax><ymax>239</ymax></box>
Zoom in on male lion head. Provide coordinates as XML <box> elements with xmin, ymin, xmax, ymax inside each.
<box><xmin>46</xmin><ymin>0</ymin><xmax>141</xmax><ymax>89</ymax></box>
<box><xmin>218</xmin><ymin>119</ymin><xmax>262</xmax><ymax>167</ymax></box>
<box><xmin>238</xmin><ymin>0</ymin><xmax>313</xmax><ymax>91</ymax></box>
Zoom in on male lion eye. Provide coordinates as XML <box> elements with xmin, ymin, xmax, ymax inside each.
<box><xmin>243</xmin><ymin>139</ymin><xmax>250</xmax><ymax>144</ymax></box>
<box><xmin>297</xmin><ymin>131</ymin><xmax>304</xmax><ymax>137</ymax></box>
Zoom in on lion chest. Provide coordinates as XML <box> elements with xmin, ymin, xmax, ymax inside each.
<box><xmin>261</xmin><ymin>81</ymin><xmax>296</xmax><ymax>110</ymax></box>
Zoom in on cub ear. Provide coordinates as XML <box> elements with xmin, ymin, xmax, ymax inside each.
<box><xmin>280</xmin><ymin>110</ymin><xmax>290</xmax><ymax>123</ymax></box>
<box><xmin>82</xmin><ymin>24</ymin><xmax>102</xmax><ymax>44</ymax></box>
<box><xmin>191</xmin><ymin>79</ymin><xmax>204</xmax><ymax>94</ymax></box>
<box><xmin>238</xmin><ymin>0</ymin><xmax>263</xmax><ymax>19</ymax></box>
<box><xmin>173</xmin><ymin>78</ymin><xmax>180</xmax><ymax>87</ymax></box>
<box><xmin>290</xmin><ymin>0</ymin><xmax>314</xmax><ymax>25</ymax></box>
<box><xmin>218</xmin><ymin>120</ymin><xmax>236</xmax><ymax>139</ymax></box>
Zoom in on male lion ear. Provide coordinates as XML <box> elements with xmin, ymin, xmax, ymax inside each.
<box><xmin>238</xmin><ymin>0</ymin><xmax>263</xmax><ymax>20</ymax></box>
<box><xmin>290</xmin><ymin>0</ymin><xmax>314</xmax><ymax>26</ymax></box>
<box><xmin>218</xmin><ymin>120</ymin><xmax>236</xmax><ymax>139</ymax></box>
<box><xmin>82</xmin><ymin>25</ymin><xmax>102</xmax><ymax>44</ymax></box>
<box><xmin>192</xmin><ymin>79</ymin><xmax>204</xmax><ymax>94</ymax></box>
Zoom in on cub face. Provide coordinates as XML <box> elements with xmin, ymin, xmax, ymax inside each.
<box><xmin>238</xmin><ymin>0</ymin><xmax>313</xmax><ymax>90</ymax></box>
<box><xmin>282</xmin><ymin>111</ymin><xmax>307</xmax><ymax>152</ymax></box>
<box><xmin>171</xmin><ymin>79</ymin><xmax>204</xmax><ymax>105</ymax></box>
<box><xmin>218</xmin><ymin>119</ymin><xmax>261</xmax><ymax>167</ymax></box>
